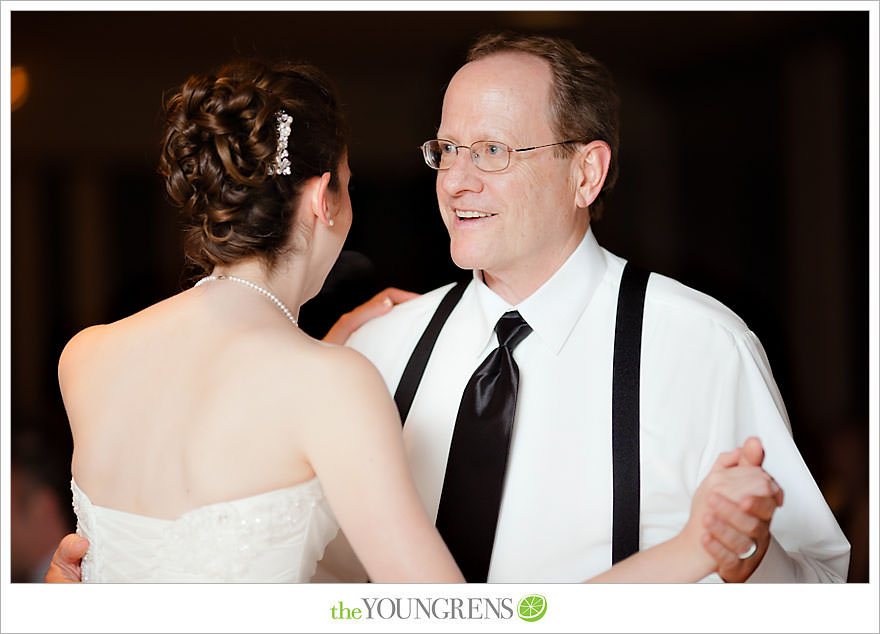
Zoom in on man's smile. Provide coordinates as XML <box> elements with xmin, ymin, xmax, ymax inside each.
<box><xmin>454</xmin><ymin>209</ymin><xmax>498</xmax><ymax>221</ymax></box>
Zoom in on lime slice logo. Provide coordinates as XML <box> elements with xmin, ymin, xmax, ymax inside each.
<box><xmin>517</xmin><ymin>594</ymin><xmax>547</xmax><ymax>622</ymax></box>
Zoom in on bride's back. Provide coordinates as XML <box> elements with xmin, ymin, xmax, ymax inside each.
<box><xmin>61</xmin><ymin>285</ymin><xmax>323</xmax><ymax>520</ymax></box>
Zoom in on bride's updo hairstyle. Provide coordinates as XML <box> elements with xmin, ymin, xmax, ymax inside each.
<box><xmin>159</xmin><ymin>60</ymin><xmax>347</xmax><ymax>274</ymax></box>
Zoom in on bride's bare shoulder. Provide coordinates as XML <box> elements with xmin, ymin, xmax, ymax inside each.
<box><xmin>274</xmin><ymin>338</ymin><xmax>394</xmax><ymax>414</ymax></box>
<box><xmin>280</xmin><ymin>337</ymin><xmax>383</xmax><ymax>385</ymax></box>
<box><xmin>57</xmin><ymin>297</ymin><xmax>175</xmax><ymax>385</ymax></box>
<box><xmin>58</xmin><ymin>324</ymin><xmax>110</xmax><ymax>379</ymax></box>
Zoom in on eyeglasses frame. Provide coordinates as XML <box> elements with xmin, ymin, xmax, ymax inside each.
<box><xmin>419</xmin><ymin>138</ymin><xmax>587</xmax><ymax>172</ymax></box>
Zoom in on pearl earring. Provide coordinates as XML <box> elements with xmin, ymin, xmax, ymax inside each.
<box><xmin>328</xmin><ymin>218</ymin><xmax>335</xmax><ymax>227</ymax></box>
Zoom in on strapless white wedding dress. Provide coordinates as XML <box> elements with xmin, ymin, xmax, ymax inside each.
<box><xmin>71</xmin><ymin>477</ymin><xmax>339</xmax><ymax>582</ymax></box>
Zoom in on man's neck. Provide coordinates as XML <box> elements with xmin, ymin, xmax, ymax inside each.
<box><xmin>480</xmin><ymin>226</ymin><xmax>589</xmax><ymax>305</ymax></box>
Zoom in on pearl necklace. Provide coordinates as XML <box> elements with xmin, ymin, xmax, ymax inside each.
<box><xmin>194</xmin><ymin>275</ymin><xmax>298</xmax><ymax>326</ymax></box>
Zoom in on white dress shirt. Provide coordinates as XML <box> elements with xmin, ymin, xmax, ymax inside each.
<box><xmin>339</xmin><ymin>227</ymin><xmax>849</xmax><ymax>582</ymax></box>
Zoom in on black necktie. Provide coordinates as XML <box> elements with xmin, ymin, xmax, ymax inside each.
<box><xmin>435</xmin><ymin>310</ymin><xmax>533</xmax><ymax>582</ymax></box>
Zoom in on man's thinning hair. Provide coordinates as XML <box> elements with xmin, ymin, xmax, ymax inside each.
<box><xmin>466</xmin><ymin>32</ymin><xmax>620</xmax><ymax>219</ymax></box>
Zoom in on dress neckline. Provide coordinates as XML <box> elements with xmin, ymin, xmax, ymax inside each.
<box><xmin>71</xmin><ymin>476</ymin><xmax>322</xmax><ymax>523</ymax></box>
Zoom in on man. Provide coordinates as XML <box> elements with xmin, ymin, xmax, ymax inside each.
<box><xmin>48</xmin><ymin>32</ymin><xmax>848</xmax><ymax>583</ymax></box>
<box><xmin>331</xmin><ymin>32</ymin><xmax>848</xmax><ymax>582</ymax></box>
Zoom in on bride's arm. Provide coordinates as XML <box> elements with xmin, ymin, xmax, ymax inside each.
<box><xmin>587</xmin><ymin>441</ymin><xmax>783</xmax><ymax>583</ymax></box>
<box><xmin>294</xmin><ymin>345</ymin><xmax>782</xmax><ymax>585</ymax></box>
<box><xmin>298</xmin><ymin>346</ymin><xmax>464</xmax><ymax>583</ymax></box>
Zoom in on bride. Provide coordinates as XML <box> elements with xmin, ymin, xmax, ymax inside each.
<box><xmin>53</xmin><ymin>60</ymin><xmax>781</xmax><ymax>583</ymax></box>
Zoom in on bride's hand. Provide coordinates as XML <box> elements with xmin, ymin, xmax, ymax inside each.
<box><xmin>323</xmin><ymin>287</ymin><xmax>420</xmax><ymax>345</ymax></box>
<box><xmin>700</xmin><ymin>437</ymin><xmax>784</xmax><ymax>582</ymax></box>
<box><xmin>681</xmin><ymin>438</ymin><xmax>783</xmax><ymax>579</ymax></box>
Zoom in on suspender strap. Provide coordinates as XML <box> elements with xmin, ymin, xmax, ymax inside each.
<box><xmin>393</xmin><ymin>279</ymin><xmax>470</xmax><ymax>424</ymax></box>
<box><xmin>611</xmin><ymin>262</ymin><xmax>650</xmax><ymax>564</ymax></box>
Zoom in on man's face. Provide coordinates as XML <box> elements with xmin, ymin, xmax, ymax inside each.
<box><xmin>435</xmin><ymin>52</ymin><xmax>589</xmax><ymax>298</ymax></box>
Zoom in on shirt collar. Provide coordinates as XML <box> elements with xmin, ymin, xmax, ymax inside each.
<box><xmin>472</xmin><ymin>226</ymin><xmax>607</xmax><ymax>355</ymax></box>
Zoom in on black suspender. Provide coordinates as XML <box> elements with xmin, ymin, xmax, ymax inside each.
<box><xmin>393</xmin><ymin>279</ymin><xmax>470</xmax><ymax>424</ymax></box>
<box><xmin>392</xmin><ymin>263</ymin><xmax>650</xmax><ymax>565</ymax></box>
<box><xmin>611</xmin><ymin>263</ymin><xmax>650</xmax><ymax>563</ymax></box>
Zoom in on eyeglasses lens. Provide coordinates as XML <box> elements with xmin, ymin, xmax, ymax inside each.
<box><xmin>422</xmin><ymin>140</ymin><xmax>511</xmax><ymax>172</ymax></box>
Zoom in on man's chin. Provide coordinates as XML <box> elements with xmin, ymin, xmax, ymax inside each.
<box><xmin>449</xmin><ymin>249</ymin><xmax>488</xmax><ymax>273</ymax></box>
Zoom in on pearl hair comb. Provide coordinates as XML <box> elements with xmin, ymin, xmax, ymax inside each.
<box><xmin>267</xmin><ymin>110</ymin><xmax>292</xmax><ymax>176</ymax></box>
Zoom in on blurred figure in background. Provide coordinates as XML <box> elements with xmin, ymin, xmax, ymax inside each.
<box><xmin>11</xmin><ymin>412</ymin><xmax>75</xmax><ymax>582</ymax></box>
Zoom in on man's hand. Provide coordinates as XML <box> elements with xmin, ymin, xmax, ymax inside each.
<box><xmin>701</xmin><ymin>437</ymin><xmax>784</xmax><ymax>582</ymax></box>
<box><xmin>44</xmin><ymin>534</ymin><xmax>89</xmax><ymax>583</ymax></box>
<box><xmin>322</xmin><ymin>288</ymin><xmax>420</xmax><ymax>345</ymax></box>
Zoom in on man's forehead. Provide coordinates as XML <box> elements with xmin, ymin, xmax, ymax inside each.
<box><xmin>447</xmin><ymin>52</ymin><xmax>550</xmax><ymax>97</ymax></box>
<box><xmin>438</xmin><ymin>53</ymin><xmax>552</xmax><ymax>139</ymax></box>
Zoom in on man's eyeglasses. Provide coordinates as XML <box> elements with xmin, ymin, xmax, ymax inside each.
<box><xmin>420</xmin><ymin>139</ymin><xmax>584</xmax><ymax>173</ymax></box>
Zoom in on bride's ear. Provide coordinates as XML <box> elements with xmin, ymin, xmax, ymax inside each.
<box><xmin>307</xmin><ymin>171</ymin><xmax>335</xmax><ymax>227</ymax></box>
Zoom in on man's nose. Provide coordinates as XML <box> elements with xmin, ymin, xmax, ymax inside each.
<box><xmin>438</xmin><ymin>149</ymin><xmax>484</xmax><ymax>196</ymax></box>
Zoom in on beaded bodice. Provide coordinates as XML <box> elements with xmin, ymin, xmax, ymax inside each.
<box><xmin>71</xmin><ymin>477</ymin><xmax>338</xmax><ymax>582</ymax></box>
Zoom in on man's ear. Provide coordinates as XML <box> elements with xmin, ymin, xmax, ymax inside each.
<box><xmin>573</xmin><ymin>140</ymin><xmax>611</xmax><ymax>209</ymax></box>
<box><xmin>308</xmin><ymin>171</ymin><xmax>334</xmax><ymax>226</ymax></box>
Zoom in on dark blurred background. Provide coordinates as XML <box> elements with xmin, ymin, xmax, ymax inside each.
<box><xmin>9</xmin><ymin>10</ymin><xmax>869</xmax><ymax>581</ymax></box>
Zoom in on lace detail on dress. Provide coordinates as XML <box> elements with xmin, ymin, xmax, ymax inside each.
<box><xmin>71</xmin><ymin>478</ymin><xmax>338</xmax><ymax>582</ymax></box>
<box><xmin>71</xmin><ymin>479</ymin><xmax>96</xmax><ymax>582</ymax></box>
<box><xmin>160</xmin><ymin>481</ymin><xmax>325</xmax><ymax>580</ymax></box>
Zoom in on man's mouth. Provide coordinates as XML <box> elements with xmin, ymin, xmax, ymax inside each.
<box><xmin>455</xmin><ymin>209</ymin><xmax>497</xmax><ymax>220</ymax></box>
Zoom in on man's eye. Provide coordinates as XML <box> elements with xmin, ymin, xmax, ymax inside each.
<box><xmin>486</xmin><ymin>144</ymin><xmax>503</xmax><ymax>155</ymax></box>
<box><xmin>440</xmin><ymin>143</ymin><xmax>456</xmax><ymax>154</ymax></box>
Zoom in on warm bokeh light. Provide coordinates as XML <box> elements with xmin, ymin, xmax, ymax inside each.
<box><xmin>11</xmin><ymin>65</ymin><xmax>29</xmax><ymax>111</ymax></box>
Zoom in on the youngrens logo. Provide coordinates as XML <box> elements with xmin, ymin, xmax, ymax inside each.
<box><xmin>329</xmin><ymin>595</ymin><xmax>547</xmax><ymax>621</ymax></box>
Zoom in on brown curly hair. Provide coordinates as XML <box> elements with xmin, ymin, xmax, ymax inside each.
<box><xmin>466</xmin><ymin>32</ymin><xmax>620</xmax><ymax>219</ymax></box>
<box><xmin>158</xmin><ymin>60</ymin><xmax>348</xmax><ymax>274</ymax></box>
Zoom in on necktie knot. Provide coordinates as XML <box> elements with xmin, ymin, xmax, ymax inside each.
<box><xmin>495</xmin><ymin>311</ymin><xmax>532</xmax><ymax>352</ymax></box>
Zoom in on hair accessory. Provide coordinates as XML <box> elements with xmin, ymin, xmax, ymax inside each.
<box><xmin>267</xmin><ymin>111</ymin><xmax>293</xmax><ymax>176</ymax></box>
